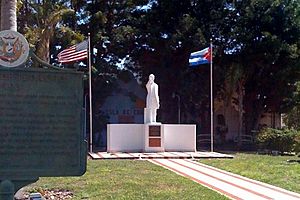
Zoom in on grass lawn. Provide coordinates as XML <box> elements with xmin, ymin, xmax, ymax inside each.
<box><xmin>26</xmin><ymin>160</ymin><xmax>228</xmax><ymax>200</ymax></box>
<box><xmin>200</xmin><ymin>153</ymin><xmax>300</xmax><ymax>193</ymax></box>
<box><xmin>25</xmin><ymin>153</ymin><xmax>300</xmax><ymax>199</ymax></box>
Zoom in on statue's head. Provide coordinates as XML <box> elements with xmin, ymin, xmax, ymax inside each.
<box><xmin>149</xmin><ymin>74</ymin><xmax>155</xmax><ymax>83</ymax></box>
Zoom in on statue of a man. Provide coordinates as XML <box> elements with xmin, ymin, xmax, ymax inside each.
<box><xmin>145</xmin><ymin>74</ymin><xmax>159</xmax><ymax>123</ymax></box>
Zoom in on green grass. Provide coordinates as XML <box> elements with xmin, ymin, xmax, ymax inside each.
<box><xmin>25</xmin><ymin>154</ymin><xmax>300</xmax><ymax>199</ymax></box>
<box><xmin>26</xmin><ymin>160</ymin><xmax>229</xmax><ymax>200</ymax></box>
<box><xmin>200</xmin><ymin>153</ymin><xmax>300</xmax><ymax>193</ymax></box>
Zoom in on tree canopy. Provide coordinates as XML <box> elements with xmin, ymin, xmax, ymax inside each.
<box><xmin>4</xmin><ymin>0</ymin><xmax>300</xmax><ymax>132</ymax></box>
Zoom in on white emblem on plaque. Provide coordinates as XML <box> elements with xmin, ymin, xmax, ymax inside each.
<box><xmin>0</xmin><ymin>30</ymin><xmax>30</xmax><ymax>68</ymax></box>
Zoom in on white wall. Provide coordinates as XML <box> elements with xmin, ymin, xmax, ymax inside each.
<box><xmin>107</xmin><ymin>124</ymin><xmax>196</xmax><ymax>152</ymax></box>
<box><xmin>107</xmin><ymin>124</ymin><xmax>144</xmax><ymax>152</ymax></box>
<box><xmin>164</xmin><ymin>124</ymin><xmax>196</xmax><ymax>151</ymax></box>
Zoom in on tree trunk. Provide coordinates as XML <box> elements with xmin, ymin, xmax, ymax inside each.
<box><xmin>244</xmin><ymin>92</ymin><xmax>265</xmax><ymax>135</ymax></box>
<box><xmin>1</xmin><ymin>0</ymin><xmax>17</xmax><ymax>31</ymax></box>
<box><xmin>237</xmin><ymin>80</ymin><xmax>245</xmax><ymax>147</ymax></box>
<box><xmin>36</xmin><ymin>29</ymin><xmax>51</xmax><ymax>63</ymax></box>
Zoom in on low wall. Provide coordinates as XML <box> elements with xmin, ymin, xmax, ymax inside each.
<box><xmin>107</xmin><ymin>124</ymin><xmax>144</xmax><ymax>152</ymax></box>
<box><xmin>164</xmin><ymin>124</ymin><xmax>196</xmax><ymax>151</ymax></box>
<box><xmin>107</xmin><ymin>124</ymin><xmax>196</xmax><ymax>152</ymax></box>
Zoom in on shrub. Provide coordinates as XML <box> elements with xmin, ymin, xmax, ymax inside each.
<box><xmin>294</xmin><ymin>134</ymin><xmax>300</xmax><ymax>155</ymax></box>
<box><xmin>256</xmin><ymin>128</ymin><xmax>299</xmax><ymax>154</ymax></box>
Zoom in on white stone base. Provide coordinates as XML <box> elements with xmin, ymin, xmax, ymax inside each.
<box><xmin>107</xmin><ymin>124</ymin><xmax>144</xmax><ymax>152</ymax></box>
<box><xmin>107</xmin><ymin>124</ymin><xmax>196</xmax><ymax>152</ymax></box>
<box><xmin>164</xmin><ymin>124</ymin><xmax>196</xmax><ymax>151</ymax></box>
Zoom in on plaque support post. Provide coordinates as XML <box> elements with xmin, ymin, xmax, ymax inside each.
<box><xmin>0</xmin><ymin>180</ymin><xmax>14</xmax><ymax>200</ymax></box>
<box><xmin>0</xmin><ymin>178</ymin><xmax>38</xmax><ymax>200</ymax></box>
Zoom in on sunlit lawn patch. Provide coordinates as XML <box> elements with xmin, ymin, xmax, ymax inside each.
<box><xmin>200</xmin><ymin>153</ymin><xmax>300</xmax><ymax>193</ymax></box>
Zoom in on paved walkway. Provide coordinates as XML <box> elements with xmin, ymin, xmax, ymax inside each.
<box><xmin>149</xmin><ymin>159</ymin><xmax>300</xmax><ymax>200</ymax></box>
<box><xmin>89</xmin><ymin>151</ymin><xmax>234</xmax><ymax>159</ymax></box>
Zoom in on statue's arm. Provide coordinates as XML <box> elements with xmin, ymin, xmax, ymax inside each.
<box><xmin>155</xmin><ymin>85</ymin><xmax>160</xmax><ymax>108</ymax></box>
<box><xmin>146</xmin><ymin>82</ymin><xmax>150</xmax><ymax>92</ymax></box>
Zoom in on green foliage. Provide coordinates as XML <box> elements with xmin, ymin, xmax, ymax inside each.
<box><xmin>295</xmin><ymin>134</ymin><xmax>300</xmax><ymax>155</ymax></box>
<box><xmin>12</xmin><ymin>0</ymin><xmax>300</xmax><ymax>130</ymax></box>
<box><xmin>283</xmin><ymin>82</ymin><xmax>300</xmax><ymax>130</ymax></box>
<box><xmin>256</xmin><ymin>128</ymin><xmax>300</xmax><ymax>154</ymax></box>
<box><xmin>17</xmin><ymin>0</ymin><xmax>85</xmax><ymax>63</ymax></box>
<box><xmin>283</xmin><ymin>107</ymin><xmax>300</xmax><ymax>130</ymax></box>
<box><xmin>220</xmin><ymin>0</ymin><xmax>300</xmax><ymax>133</ymax></box>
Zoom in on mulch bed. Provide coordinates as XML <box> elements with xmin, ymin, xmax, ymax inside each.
<box><xmin>15</xmin><ymin>189</ymin><xmax>73</xmax><ymax>200</ymax></box>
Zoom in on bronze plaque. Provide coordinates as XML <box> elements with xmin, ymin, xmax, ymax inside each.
<box><xmin>149</xmin><ymin>138</ymin><xmax>161</xmax><ymax>147</ymax></box>
<box><xmin>0</xmin><ymin>68</ymin><xmax>86</xmax><ymax>178</ymax></box>
<box><xmin>149</xmin><ymin>125</ymin><xmax>161</xmax><ymax>137</ymax></box>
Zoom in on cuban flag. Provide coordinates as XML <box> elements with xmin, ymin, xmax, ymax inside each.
<box><xmin>189</xmin><ymin>47</ymin><xmax>211</xmax><ymax>66</ymax></box>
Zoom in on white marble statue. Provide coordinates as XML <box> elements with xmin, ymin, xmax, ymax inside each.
<box><xmin>145</xmin><ymin>74</ymin><xmax>160</xmax><ymax>123</ymax></box>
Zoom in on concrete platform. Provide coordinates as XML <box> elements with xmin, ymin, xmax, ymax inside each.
<box><xmin>88</xmin><ymin>151</ymin><xmax>234</xmax><ymax>159</ymax></box>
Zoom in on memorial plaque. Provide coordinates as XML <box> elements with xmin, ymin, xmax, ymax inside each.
<box><xmin>149</xmin><ymin>126</ymin><xmax>161</xmax><ymax>137</ymax></box>
<box><xmin>149</xmin><ymin>138</ymin><xmax>161</xmax><ymax>147</ymax></box>
<box><xmin>0</xmin><ymin>68</ymin><xmax>86</xmax><ymax>178</ymax></box>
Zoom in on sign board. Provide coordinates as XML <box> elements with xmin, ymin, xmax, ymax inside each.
<box><xmin>0</xmin><ymin>68</ymin><xmax>86</xmax><ymax>178</ymax></box>
<box><xmin>0</xmin><ymin>30</ymin><xmax>30</xmax><ymax>68</ymax></box>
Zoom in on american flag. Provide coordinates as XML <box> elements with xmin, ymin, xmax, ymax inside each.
<box><xmin>57</xmin><ymin>40</ymin><xmax>88</xmax><ymax>63</ymax></box>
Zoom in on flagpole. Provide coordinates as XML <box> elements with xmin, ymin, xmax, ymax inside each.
<box><xmin>210</xmin><ymin>38</ymin><xmax>214</xmax><ymax>152</ymax></box>
<box><xmin>88</xmin><ymin>33</ymin><xmax>93</xmax><ymax>153</ymax></box>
